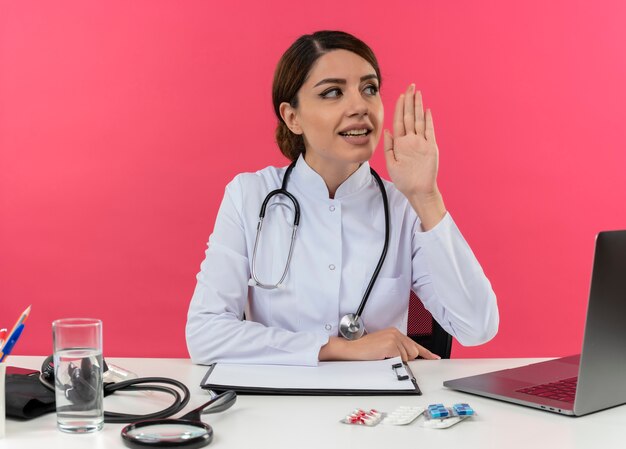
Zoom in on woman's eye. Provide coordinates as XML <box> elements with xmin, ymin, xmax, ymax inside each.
<box><xmin>320</xmin><ymin>88</ymin><xmax>342</xmax><ymax>98</ymax></box>
<box><xmin>363</xmin><ymin>84</ymin><xmax>379</xmax><ymax>96</ymax></box>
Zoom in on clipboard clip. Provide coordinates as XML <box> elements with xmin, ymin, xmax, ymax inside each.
<box><xmin>392</xmin><ymin>363</ymin><xmax>409</xmax><ymax>381</ymax></box>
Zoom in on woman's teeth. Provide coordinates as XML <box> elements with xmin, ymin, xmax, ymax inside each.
<box><xmin>340</xmin><ymin>129</ymin><xmax>370</xmax><ymax>136</ymax></box>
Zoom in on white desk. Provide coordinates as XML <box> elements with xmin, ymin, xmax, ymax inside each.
<box><xmin>2</xmin><ymin>356</ymin><xmax>624</xmax><ymax>449</ymax></box>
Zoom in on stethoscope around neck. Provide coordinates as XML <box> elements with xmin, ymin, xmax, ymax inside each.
<box><xmin>248</xmin><ymin>159</ymin><xmax>390</xmax><ymax>341</ymax></box>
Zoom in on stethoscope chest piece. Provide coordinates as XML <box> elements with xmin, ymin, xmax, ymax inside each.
<box><xmin>339</xmin><ymin>313</ymin><xmax>366</xmax><ymax>340</ymax></box>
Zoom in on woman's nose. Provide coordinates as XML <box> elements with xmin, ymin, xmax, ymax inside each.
<box><xmin>345</xmin><ymin>90</ymin><xmax>368</xmax><ymax>117</ymax></box>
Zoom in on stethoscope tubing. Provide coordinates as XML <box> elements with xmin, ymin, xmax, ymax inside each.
<box><xmin>104</xmin><ymin>377</ymin><xmax>191</xmax><ymax>423</ymax></box>
<box><xmin>353</xmin><ymin>168</ymin><xmax>389</xmax><ymax>320</ymax></box>
<box><xmin>249</xmin><ymin>162</ymin><xmax>300</xmax><ymax>289</ymax></box>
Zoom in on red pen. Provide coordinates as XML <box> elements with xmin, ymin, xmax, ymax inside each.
<box><xmin>0</xmin><ymin>328</ymin><xmax>7</xmax><ymax>348</ymax></box>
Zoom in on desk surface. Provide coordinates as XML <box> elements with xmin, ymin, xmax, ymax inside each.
<box><xmin>2</xmin><ymin>356</ymin><xmax>624</xmax><ymax>449</ymax></box>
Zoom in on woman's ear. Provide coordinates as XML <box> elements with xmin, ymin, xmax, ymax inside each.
<box><xmin>279</xmin><ymin>102</ymin><xmax>303</xmax><ymax>135</ymax></box>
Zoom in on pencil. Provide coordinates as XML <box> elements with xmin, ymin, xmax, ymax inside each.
<box><xmin>7</xmin><ymin>305</ymin><xmax>31</xmax><ymax>338</ymax></box>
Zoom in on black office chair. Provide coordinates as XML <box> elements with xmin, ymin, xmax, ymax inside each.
<box><xmin>407</xmin><ymin>290</ymin><xmax>452</xmax><ymax>359</ymax></box>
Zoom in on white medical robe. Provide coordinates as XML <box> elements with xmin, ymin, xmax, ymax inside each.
<box><xmin>186</xmin><ymin>155</ymin><xmax>499</xmax><ymax>365</ymax></box>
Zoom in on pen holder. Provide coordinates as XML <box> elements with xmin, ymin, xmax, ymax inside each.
<box><xmin>1</xmin><ymin>362</ymin><xmax>6</xmax><ymax>438</ymax></box>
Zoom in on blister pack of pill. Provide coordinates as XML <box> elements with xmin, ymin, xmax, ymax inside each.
<box><xmin>381</xmin><ymin>406</ymin><xmax>425</xmax><ymax>425</ymax></box>
<box><xmin>422</xmin><ymin>403</ymin><xmax>475</xmax><ymax>429</ymax></box>
<box><xmin>340</xmin><ymin>409</ymin><xmax>386</xmax><ymax>426</ymax></box>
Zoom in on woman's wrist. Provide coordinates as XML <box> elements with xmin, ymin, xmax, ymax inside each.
<box><xmin>408</xmin><ymin>189</ymin><xmax>447</xmax><ymax>231</ymax></box>
<box><xmin>319</xmin><ymin>336</ymin><xmax>350</xmax><ymax>361</ymax></box>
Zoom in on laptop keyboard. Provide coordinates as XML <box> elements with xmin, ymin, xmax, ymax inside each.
<box><xmin>516</xmin><ymin>377</ymin><xmax>577</xmax><ymax>403</ymax></box>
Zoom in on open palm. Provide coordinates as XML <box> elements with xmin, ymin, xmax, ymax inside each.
<box><xmin>384</xmin><ymin>84</ymin><xmax>439</xmax><ymax>199</ymax></box>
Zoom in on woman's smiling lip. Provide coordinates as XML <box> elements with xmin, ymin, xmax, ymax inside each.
<box><xmin>337</xmin><ymin>122</ymin><xmax>374</xmax><ymax>145</ymax></box>
<box><xmin>337</xmin><ymin>123</ymin><xmax>374</xmax><ymax>135</ymax></box>
<box><xmin>339</xmin><ymin>130</ymin><xmax>372</xmax><ymax>145</ymax></box>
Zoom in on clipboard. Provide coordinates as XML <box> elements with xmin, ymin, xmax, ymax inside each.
<box><xmin>200</xmin><ymin>356</ymin><xmax>421</xmax><ymax>396</ymax></box>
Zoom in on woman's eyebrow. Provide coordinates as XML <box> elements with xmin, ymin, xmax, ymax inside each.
<box><xmin>313</xmin><ymin>74</ymin><xmax>378</xmax><ymax>88</ymax></box>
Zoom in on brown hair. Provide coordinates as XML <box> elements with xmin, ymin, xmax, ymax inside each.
<box><xmin>272</xmin><ymin>31</ymin><xmax>382</xmax><ymax>161</ymax></box>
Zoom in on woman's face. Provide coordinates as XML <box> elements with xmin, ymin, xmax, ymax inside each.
<box><xmin>281</xmin><ymin>49</ymin><xmax>383</xmax><ymax>172</ymax></box>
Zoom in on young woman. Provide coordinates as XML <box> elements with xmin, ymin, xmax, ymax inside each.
<box><xmin>186</xmin><ymin>30</ymin><xmax>498</xmax><ymax>366</ymax></box>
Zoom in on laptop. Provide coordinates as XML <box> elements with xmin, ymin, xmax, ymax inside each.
<box><xmin>444</xmin><ymin>230</ymin><xmax>626</xmax><ymax>416</ymax></box>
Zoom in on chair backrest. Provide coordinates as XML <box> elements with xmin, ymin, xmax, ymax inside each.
<box><xmin>407</xmin><ymin>290</ymin><xmax>452</xmax><ymax>359</ymax></box>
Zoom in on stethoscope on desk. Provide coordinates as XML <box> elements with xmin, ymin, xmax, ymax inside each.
<box><xmin>248</xmin><ymin>159</ymin><xmax>390</xmax><ymax>340</ymax></box>
<box><xmin>40</xmin><ymin>355</ymin><xmax>237</xmax><ymax>448</ymax></box>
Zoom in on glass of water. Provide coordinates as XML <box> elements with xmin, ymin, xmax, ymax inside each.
<box><xmin>52</xmin><ymin>318</ymin><xmax>104</xmax><ymax>433</ymax></box>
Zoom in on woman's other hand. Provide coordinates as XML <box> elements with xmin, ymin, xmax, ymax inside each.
<box><xmin>319</xmin><ymin>327</ymin><xmax>440</xmax><ymax>362</ymax></box>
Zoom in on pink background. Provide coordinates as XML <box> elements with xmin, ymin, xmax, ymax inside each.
<box><xmin>2</xmin><ymin>1</ymin><xmax>625</xmax><ymax>359</ymax></box>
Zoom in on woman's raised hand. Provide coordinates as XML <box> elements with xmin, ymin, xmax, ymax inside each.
<box><xmin>384</xmin><ymin>84</ymin><xmax>446</xmax><ymax>230</ymax></box>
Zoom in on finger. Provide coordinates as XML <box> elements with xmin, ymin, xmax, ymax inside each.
<box><xmin>383</xmin><ymin>130</ymin><xmax>396</xmax><ymax>164</ymax></box>
<box><xmin>399</xmin><ymin>334</ymin><xmax>421</xmax><ymax>360</ymax></box>
<box><xmin>396</xmin><ymin>342</ymin><xmax>409</xmax><ymax>362</ymax></box>
<box><xmin>415</xmin><ymin>90</ymin><xmax>425</xmax><ymax>136</ymax></box>
<box><xmin>425</xmin><ymin>109</ymin><xmax>436</xmax><ymax>142</ymax></box>
<box><xmin>404</xmin><ymin>340</ymin><xmax>421</xmax><ymax>360</ymax></box>
<box><xmin>415</xmin><ymin>343</ymin><xmax>441</xmax><ymax>360</ymax></box>
<box><xmin>403</xmin><ymin>84</ymin><xmax>416</xmax><ymax>135</ymax></box>
<box><xmin>393</xmin><ymin>94</ymin><xmax>405</xmax><ymax>137</ymax></box>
